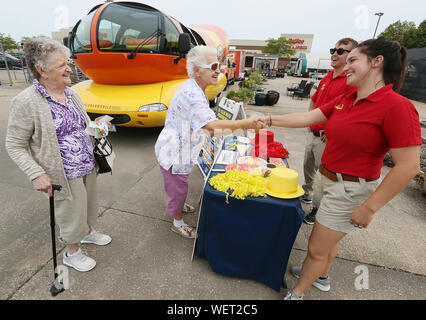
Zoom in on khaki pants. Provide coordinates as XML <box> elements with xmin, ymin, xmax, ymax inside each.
<box><xmin>54</xmin><ymin>169</ymin><xmax>98</xmax><ymax>244</ymax></box>
<box><xmin>302</xmin><ymin>132</ymin><xmax>326</xmax><ymax>205</ymax></box>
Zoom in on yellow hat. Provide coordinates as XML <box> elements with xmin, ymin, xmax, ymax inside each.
<box><xmin>265</xmin><ymin>168</ymin><xmax>305</xmax><ymax>199</ymax></box>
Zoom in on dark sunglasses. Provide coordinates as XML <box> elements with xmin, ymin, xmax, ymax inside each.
<box><xmin>330</xmin><ymin>48</ymin><xmax>351</xmax><ymax>55</ymax></box>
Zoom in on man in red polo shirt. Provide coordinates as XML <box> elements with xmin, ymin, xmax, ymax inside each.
<box><xmin>302</xmin><ymin>37</ymin><xmax>358</xmax><ymax>225</ymax></box>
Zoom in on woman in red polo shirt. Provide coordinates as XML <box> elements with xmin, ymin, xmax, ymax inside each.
<box><xmin>265</xmin><ymin>38</ymin><xmax>421</xmax><ymax>300</ymax></box>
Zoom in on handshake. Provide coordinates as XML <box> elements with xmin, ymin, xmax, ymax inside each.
<box><xmin>246</xmin><ymin>115</ymin><xmax>270</xmax><ymax>130</ymax></box>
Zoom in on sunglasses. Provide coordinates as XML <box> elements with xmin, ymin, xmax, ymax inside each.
<box><xmin>198</xmin><ymin>62</ymin><xmax>220</xmax><ymax>72</ymax></box>
<box><xmin>330</xmin><ymin>48</ymin><xmax>351</xmax><ymax>55</ymax></box>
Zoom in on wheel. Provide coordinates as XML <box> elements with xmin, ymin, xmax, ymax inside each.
<box><xmin>209</xmin><ymin>96</ymin><xmax>218</xmax><ymax>108</ymax></box>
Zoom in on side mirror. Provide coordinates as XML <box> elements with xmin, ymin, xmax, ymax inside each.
<box><xmin>178</xmin><ymin>33</ymin><xmax>191</xmax><ymax>54</ymax></box>
<box><xmin>64</xmin><ymin>32</ymin><xmax>77</xmax><ymax>59</ymax></box>
<box><xmin>63</xmin><ymin>37</ymin><xmax>69</xmax><ymax>48</ymax></box>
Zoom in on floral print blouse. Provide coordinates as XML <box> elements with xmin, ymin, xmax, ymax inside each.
<box><xmin>34</xmin><ymin>79</ymin><xmax>95</xmax><ymax>179</ymax></box>
<box><xmin>155</xmin><ymin>79</ymin><xmax>216</xmax><ymax>174</ymax></box>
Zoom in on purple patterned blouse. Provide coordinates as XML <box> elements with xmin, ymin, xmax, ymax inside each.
<box><xmin>34</xmin><ymin>80</ymin><xmax>95</xmax><ymax>179</ymax></box>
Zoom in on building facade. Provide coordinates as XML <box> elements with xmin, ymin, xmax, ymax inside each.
<box><xmin>230</xmin><ymin>34</ymin><xmax>314</xmax><ymax>73</ymax></box>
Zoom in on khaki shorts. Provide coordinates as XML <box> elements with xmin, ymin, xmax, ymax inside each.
<box><xmin>54</xmin><ymin>169</ymin><xmax>98</xmax><ymax>244</ymax></box>
<box><xmin>302</xmin><ymin>132</ymin><xmax>326</xmax><ymax>202</ymax></box>
<box><xmin>314</xmin><ymin>170</ymin><xmax>381</xmax><ymax>234</ymax></box>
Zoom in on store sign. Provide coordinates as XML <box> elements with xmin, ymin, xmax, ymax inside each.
<box><xmin>290</xmin><ymin>38</ymin><xmax>305</xmax><ymax>44</ymax></box>
<box><xmin>291</xmin><ymin>45</ymin><xmax>308</xmax><ymax>49</ymax></box>
<box><xmin>289</xmin><ymin>38</ymin><xmax>308</xmax><ymax>50</ymax></box>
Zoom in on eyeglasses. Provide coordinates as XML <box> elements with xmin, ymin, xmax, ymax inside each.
<box><xmin>198</xmin><ymin>62</ymin><xmax>220</xmax><ymax>72</ymax></box>
<box><xmin>330</xmin><ymin>48</ymin><xmax>351</xmax><ymax>55</ymax></box>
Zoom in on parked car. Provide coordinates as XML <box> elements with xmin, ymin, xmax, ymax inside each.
<box><xmin>9</xmin><ymin>52</ymin><xmax>26</xmax><ymax>65</ymax></box>
<box><xmin>0</xmin><ymin>53</ymin><xmax>23</xmax><ymax>69</ymax></box>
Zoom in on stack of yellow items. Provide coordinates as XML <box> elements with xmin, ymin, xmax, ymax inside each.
<box><xmin>209</xmin><ymin>169</ymin><xmax>266</xmax><ymax>203</ymax></box>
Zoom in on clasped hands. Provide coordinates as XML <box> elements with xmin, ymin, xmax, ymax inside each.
<box><xmin>246</xmin><ymin>115</ymin><xmax>269</xmax><ymax>130</ymax></box>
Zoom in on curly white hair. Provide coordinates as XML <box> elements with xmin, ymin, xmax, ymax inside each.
<box><xmin>186</xmin><ymin>45</ymin><xmax>218</xmax><ymax>78</ymax></box>
<box><xmin>23</xmin><ymin>37</ymin><xmax>70</xmax><ymax>80</ymax></box>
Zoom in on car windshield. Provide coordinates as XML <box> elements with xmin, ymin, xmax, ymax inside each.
<box><xmin>72</xmin><ymin>10</ymin><xmax>96</xmax><ymax>53</ymax></box>
<box><xmin>96</xmin><ymin>3</ymin><xmax>162</xmax><ymax>53</ymax></box>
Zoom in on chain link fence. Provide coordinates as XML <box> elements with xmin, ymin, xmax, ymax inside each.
<box><xmin>0</xmin><ymin>43</ymin><xmax>32</xmax><ymax>86</ymax></box>
<box><xmin>0</xmin><ymin>43</ymin><xmax>88</xmax><ymax>87</ymax></box>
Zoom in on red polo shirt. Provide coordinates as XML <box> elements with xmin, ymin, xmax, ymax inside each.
<box><xmin>319</xmin><ymin>84</ymin><xmax>422</xmax><ymax>179</ymax></box>
<box><xmin>310</xmin><ymin>71</ymin><xmax>353</xmax><ymax>131</ymax></box>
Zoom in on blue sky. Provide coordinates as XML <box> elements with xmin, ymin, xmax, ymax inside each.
<box><xmin>1</xmin><ymin>0</ymin><xmax>425</xmax><ymax>53</ymax></box>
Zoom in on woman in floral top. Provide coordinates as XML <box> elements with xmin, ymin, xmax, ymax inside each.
<box><xmin>155</xmin><ymin>46</ymin><xmax>264</xmax><ymax>238</ymax></box>
<box><xmin>6</xmin><ymin>38</ymin><xmax>111</xmax><ymax>272</ymax></box>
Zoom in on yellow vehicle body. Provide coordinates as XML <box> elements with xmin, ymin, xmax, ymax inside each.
<box><xmin>72</xmin><ymin>73</ymin><xmax>226</xmax><ymax>127</ymax></box>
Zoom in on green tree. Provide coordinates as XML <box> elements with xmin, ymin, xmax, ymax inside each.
<box><xmin>262</xmin><ymin>36</ymin><xmax>296</xmax><ymax>59</ymax></box>
<box><xmin>379</xmin><ymin>20</ymin><xmax>422</xmax><ymax>49</ymax></box>
<box><xmin>416</xmin><ymin>20</ymin><xmax>426</xmax><ymax>48</ymax></box>
<box><xmin>0</xmin><ymin>33</ymin><xmax>19</xmax><ymax>51</ymax></box>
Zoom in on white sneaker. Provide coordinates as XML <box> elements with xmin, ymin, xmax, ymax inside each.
<box><xmin>80</xmin><ymin>228</ymin><xmax>112</xmax><ymax>246</ymax></box>
<box><xmin>283</xmin><ymin>289</ymin><xmax>304</xmax><ymax>300</ymax></box>
<box><xmin>290</xmin><ymin>266</ymin><xmax>331</xmax><ymax>291</ymax></box>
<box><xmin>63</xmin><ymin>248</ymin><xmax>96</xmax><ymax>272</ymax></box>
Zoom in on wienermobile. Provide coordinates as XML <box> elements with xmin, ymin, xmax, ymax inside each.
<box><xmin>64</xmin><ymin>1</ymin><xmax>229</xmax><ymax>127</ymax></box>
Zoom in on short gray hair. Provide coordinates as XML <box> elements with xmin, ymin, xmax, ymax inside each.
<box><xmin>23</xmin><ymin>37</ymin><xmax>70</xmax><ymax>80</ymax></box>
<box><xmin>186</xmin><ymin>45</ymin><xmax>218</xmax><ymax>78</ymax></box>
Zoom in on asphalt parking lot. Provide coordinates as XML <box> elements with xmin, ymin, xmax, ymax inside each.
<box><xmin>0</xmin><ymin>74</ymin><xmax>425</xmax><ymax>300</ymax></box>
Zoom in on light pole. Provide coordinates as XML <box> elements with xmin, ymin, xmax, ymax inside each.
<box><xmin>373</xmin><ymin>12</ymin><xmax>384</xmax><ymax>39</ymax></box>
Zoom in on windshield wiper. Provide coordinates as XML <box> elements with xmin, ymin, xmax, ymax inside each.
<box><xmin>127</xmin><ymin>29</ymin><xmax>163</xmax><ymax>59</ymax></box>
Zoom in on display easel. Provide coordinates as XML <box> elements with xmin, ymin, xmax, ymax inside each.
<box><xmin>216</xmin><ymin>97</ymin><xmax>248</xmax><ymax>137</ymax></box>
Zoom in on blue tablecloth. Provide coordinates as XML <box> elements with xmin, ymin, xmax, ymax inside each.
<box><xmin>195</xmin><ymin>169</ymin><xmax>305</xmax><ymax>292</ymax></box>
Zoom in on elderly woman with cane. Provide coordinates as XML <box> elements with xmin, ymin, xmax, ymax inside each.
<box><xmin>262</xmin><ymin>38</ymin><xmax>421</xmax><ymax>300</ymax></box>
<box><xmin>6</xmin><ymin>37</ymin><xmax>111</xmax><ymax>272</ymax></box>
<box><xmin>155</xmin><ymin>45</ymin><xmax>265</xmax><ymax>238</ymax></box>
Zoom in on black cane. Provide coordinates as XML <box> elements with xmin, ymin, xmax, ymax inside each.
<box><xmin>49</xmin><ymin>184</ymin><xmax>65</xmax><ymax>296</ymax></box>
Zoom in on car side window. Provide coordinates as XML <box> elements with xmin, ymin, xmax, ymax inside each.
<box><xmin>163</xmin><ymin>17</ymin><xmax>180</xmax><ymax>55</ymax></box>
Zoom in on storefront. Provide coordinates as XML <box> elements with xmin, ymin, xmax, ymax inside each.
<box><xmin>230</xmin><ymin>34</ymin><xmax>314</xmax><ymax>75</ymax></box>
<box><xmin>291</xmin><ymin>53</ymin><xmax>332</xmax><ymax>78</ymax></box>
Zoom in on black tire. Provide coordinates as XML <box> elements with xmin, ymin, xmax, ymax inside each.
<box><xmin>209</xmin><ymin>95</ymin><xmax>218</xmax><ymax>108</ymax></box>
